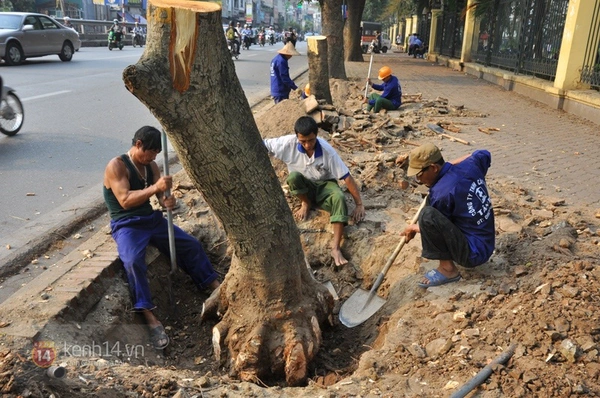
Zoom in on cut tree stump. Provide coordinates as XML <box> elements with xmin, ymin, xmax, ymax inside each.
<box><xmin>307</xmin><ymin>36</ymin><xmax>333</xmax><ymax>105</ymax></box>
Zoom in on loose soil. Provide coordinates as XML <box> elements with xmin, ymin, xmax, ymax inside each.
<box><xmin>1</xmin><ymin>74</ymin><xmax>600</xmax><ymax>398</ymax></box>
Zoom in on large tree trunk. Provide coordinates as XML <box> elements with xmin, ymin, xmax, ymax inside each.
<box><xmin>343</xmin><ymin>0</ymin><xmax>366</xmax><ymax>61</ymax></box>
<box><xmin>320</xmin><ymin>0</ymin><xmax>347</xmax><ymax>79</ymax></box>
<box><xmin>122</xmin><ymin>0</ymin><xmax>334</xmax><ymax>386</ymax></box>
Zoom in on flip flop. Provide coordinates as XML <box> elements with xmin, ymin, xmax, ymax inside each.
<box><xmin>149</xmin><ymin>324</ymin><xmax>169</xmax><ymax>350</ymax></box>
<box><xmin>418</xmin><ymin>269</ymin><xmax>462</xmax><ymax>288</ymax></box>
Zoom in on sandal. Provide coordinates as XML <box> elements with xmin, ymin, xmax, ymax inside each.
<box><xmin>149</xmin><ymin>324</ymin><xmax>169</xmax><ymax>350</ymax></box>
<box><xmin>418</xmin><ymin>269</ymin><xmax>461</xmax><ymax>288</ymax></box>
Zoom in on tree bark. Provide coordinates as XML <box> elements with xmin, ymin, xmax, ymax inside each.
<box><xmin>320</xmin><ymin>0</ymin><xmax>347</xmax><ymax>79</ymax></box>
<box><xmin>122</xmin><ymin>0</ymin><xmax>334</xmax><ymax>386</ymax></box>
<box><xmin>307</xmin><ymin>36</ymin><xmax>332</xmax><ymax>104</ymax></box>
<box><xmin>343</xmin><ymin>0</ymin><xmax>366</xmax><ymax>61</ymax></box>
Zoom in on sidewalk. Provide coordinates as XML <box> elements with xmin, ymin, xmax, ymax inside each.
<box><xmin>346</xmin><ymin>52</ymin><xmax>600</xmax><ymax>208</ymax></box>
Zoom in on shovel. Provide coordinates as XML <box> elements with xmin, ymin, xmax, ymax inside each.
<box><xmin>339</xmin><ymin>195</ymin><xmax>428</xmax><ymax>328</ymax></box>
<box><xmin>161</xmin><ymin>131</ymin><xmax>178</xmax><ymax>313</ymax></box>
<box><xmin>305</xmin><ymin>257</ymin><xmax>338</xmax><ymax>301</ymax></box>
<box><xmin>364</xmin><ymin>52</ymin><xmax>374</xmax><ymax>100</ymax></box>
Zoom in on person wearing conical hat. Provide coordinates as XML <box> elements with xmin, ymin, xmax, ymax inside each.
<box><xmin>364</xmin><ymin>65</ymin><xmax>402</xmax><ymax>113</ymax></box>
<box><xmin>270</xmin><ymin>42</ymin><xmax>300</xmax><ymax>104</ymax></box>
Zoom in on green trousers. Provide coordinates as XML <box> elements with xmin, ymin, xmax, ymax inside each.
<box><xmin>367</xmin><ymin>93</ymin><xmax>396</xmax><ymax>113</ymax></box>
<box><xmin>286</xmin><ymin>171</ymin><xmax>349</xmax><ymax>224</ymax></box>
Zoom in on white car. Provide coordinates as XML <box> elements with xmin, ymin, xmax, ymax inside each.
<box><xmin>0</xmin><ymin>12</ymin><xmax>81</xmax><ymax>66</ymax></box>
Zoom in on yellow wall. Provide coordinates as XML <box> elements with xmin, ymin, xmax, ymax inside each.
<box><xmin>554</xmin><ymin>0</ymin><xmax>598</xmax><ymax>90</ymax></box>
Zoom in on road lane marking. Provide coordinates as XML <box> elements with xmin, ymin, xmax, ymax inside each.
<box><xmin>21</xmin><ymin>90</ymin><xmax>72</xmax><ymax>102</ymax></box>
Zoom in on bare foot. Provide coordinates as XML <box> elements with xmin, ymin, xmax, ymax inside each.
<box><xmin>331</xmin><ymin>248</ymin><xmax>348</xmax><ymax>267</ymax></box>
<box><xmin>294</xmin><ymin>202</ymin><xmax>310</xmax><ymax>221</ymax></box>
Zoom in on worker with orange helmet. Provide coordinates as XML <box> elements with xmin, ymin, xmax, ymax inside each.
<box><xmin>301</xmin><ymin>83</ymin><xmax>310</xmax><ymax>99</ymax></box>
<box><xmin>364</xmin><ymin>66</ymin><xmax>402</xmax><ymax>113</ymax></box>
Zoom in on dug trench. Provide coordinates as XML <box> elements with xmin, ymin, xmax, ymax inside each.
<box><xmin>2</xmin><ymin>77</ymin><xmax>600</xmax><ymax>397</ymax></box>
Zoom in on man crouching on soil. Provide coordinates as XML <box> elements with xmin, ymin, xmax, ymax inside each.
<box><xmin>103</xmin><ymin>126</ymin><xmax>220</xmax><ymax>350</ymax></box>
<box><xmin>400</xmin><ymin>143</ymin><xmax>495</xmax><ymax>287</ymax></box>
<box><xmin>264</xmin><ymin>116</ymin><xmax>365</xmax><ymax>266</ymax></box>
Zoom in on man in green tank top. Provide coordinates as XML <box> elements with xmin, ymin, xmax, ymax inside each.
<box><xmin>103</xmin><ymin>126</ymin><xmax>220</xmax><ymax>350</ymax></box>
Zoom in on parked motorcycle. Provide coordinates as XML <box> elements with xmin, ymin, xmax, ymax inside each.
<box><xmin>369</xmin><ymin>39</ymin><xmax>381</xmax><ymax>54</ymax></box>
<box><xmin>108</xmin><ymin>29</ymin><xmax>124</xmax><ymax>50</ymax></box>
<box><xmin>0</xmin><ymin>78</ymin><xmax>24</xmax><ymax>136</ymax></box>
<box><xmin>228</xmin><ymin>39</ymin><xmax>239</xmax><ymax>60</ymax></box>
<box><xmin>132</xmin><ymin>32</ymin><xmax>145</xmax><ymax>47</ymax></box>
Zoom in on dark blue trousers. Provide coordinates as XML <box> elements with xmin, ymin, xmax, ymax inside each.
<box><xmin>110</xmin><ymin>211</ymin><xmax>218</xmax><ymax>310</ymax></box>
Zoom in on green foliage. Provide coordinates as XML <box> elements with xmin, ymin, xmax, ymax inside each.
<box><xmin>363</xmin><ymin>0</ymin><xmax>388</xmax><ymax>22</ymax></box>
<box><xmin>287</xmin><ymin>20</ymin><xmax>302</xmax><ymax>32</ymax></box>
<box><xmin>466</xmin><ymin>0</ymin><xmax>495</xmax><ymax>19</ymax></box>
<box><xmin>383</xmin><ymin>0</ymin><xmax>414</xmax><ymax>21</ymax></box>
<box><xmin>304</xmin><ymin>19</ymin><xmax>314</xmax><ymax>32</ymax></box>
<box><xmin>11</xmin><ymin>0</ymin><xmax>36</xmax><ymax>12</ymax></box>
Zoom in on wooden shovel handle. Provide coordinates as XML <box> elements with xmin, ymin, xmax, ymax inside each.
<box><xmin>378</xmin><ymin>195</ymin><xmax>428</xmax><ymax>278</ymax></box>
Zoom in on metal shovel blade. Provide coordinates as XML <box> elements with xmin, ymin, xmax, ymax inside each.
<box><xmin>338</xmin><ymin>288</ymin><xmax>386</xmax><ymax>328</ymax></box>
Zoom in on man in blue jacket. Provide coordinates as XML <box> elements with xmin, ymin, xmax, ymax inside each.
<box><xmin>401</xmin><ymin>143</ymin><xmax>495</xmax><ymax>288</ymax></box>
<box><xmin>364</xmin><ymin>66</ymin><xmax>402</xmax><ymax>113</ymax></box>
<box><xmin>270</xmin><ymin>41</ymin><xmax>300</xmax><ymax>103</ymax></box>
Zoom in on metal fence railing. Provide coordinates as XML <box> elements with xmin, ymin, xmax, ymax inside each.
<box><xmin>54</xmin><ymin>18</ymin><xmax>147</xmax><ymax>47</ymax></box>
<box><xmin>418</xmin><ymin>13</ymin><xmax>431</xmax><ymax>47</ymax></box>
<box><xmin>436</xmin><ymin>0</ymin><xmax>465</xmax><ymax>59</ymax></box>
<box><xmin>472</xmin><ymin>0</ymin><xmax>569</xmax><ymax>81</ymax></box>
<box><xmin>580</xmin><ymin>1</ymin><xmax>600</xmax><ymax>90</ymax></box>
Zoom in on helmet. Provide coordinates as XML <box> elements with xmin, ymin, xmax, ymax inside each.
<box><xmin>378</xmin><ymin>66</ymin><xmax>392</xmax><ymax>80</ymax></box>
<box><xmin>304</xmin><ymin>83</ymin><xmax>310</xmax><ymax>96</ymax></box>
<box><xmin>113</xmin><ymin>19</ymin><xmax>119</xmax><ymax>23</ymax></box>
<box><xmin>64</xmin><ymin>16</ymin><xmax>70</xmax><ymax>21</ymax></box>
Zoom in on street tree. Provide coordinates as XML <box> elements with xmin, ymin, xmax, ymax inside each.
<box><xmin>123</xmin><ymin>0</ymin><xmax>334</xmax><ymax>385</ymax></box>
<box><xmin>319</xmin><ymin>0</ymin><xmax>347</xmax><ymax>78</ymax></box>
<box><xmin>343</xmin><ymin>0</ymin><xmax>367</xmax><ymax>61</ymax></box>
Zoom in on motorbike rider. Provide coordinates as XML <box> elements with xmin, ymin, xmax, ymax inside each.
<box><xmin>225</xmin><ymin>21</ymin><xmax>240</xmax><ymax>55</ymax></box>
<box><xmin>63</xmin><ymin>16</ymin><xmax>75</xmax><ymax>30</ymax></box>
<box><xmin>285</xmin><ymin>27</ymin><xmax>297</xmax><ymax>47</ymax></box>
<box><xmin>108</xmin><ymin>20</ymin><xmax>125</xmax><ymax>49</ymax></box>
<box><xmin>132</xmin><ymin>21</ymin><xmax>145</xmax><ymax>46</ymax></box>
<box><xmin>258</xmin><ymin>27</ymin><xmax>266</xmax><ymax>46</ymax></box>
<box><xmin>266</xmin><ymin>26</ymin><xmax>276</xmax><ymax>45</ymax></box>
<box><xmin>111</xmin><ymin>19</ymin><xmax>125</xmax><ymax>42</ymax></box>
<box><xmin>241</xmin><ymin>24</ymin><xmax>253</xmax><ymax>49</ymax></box>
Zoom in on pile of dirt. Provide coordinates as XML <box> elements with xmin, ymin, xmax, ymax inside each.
<box><xmin>1</xmin><ymin>79</ymin><xmax>600</xmax><ymax>397</ymax></box>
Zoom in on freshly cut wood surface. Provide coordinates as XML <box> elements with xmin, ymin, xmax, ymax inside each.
<box><xmin>150</xmin><ymin>0</ymin><xmax>221</xmax><ymax>11</ymax></box>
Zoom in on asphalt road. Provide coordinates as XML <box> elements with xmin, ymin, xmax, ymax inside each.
<box><xmin>0</xmin><ymin>41</ymin><xmax>308</xmax><ymax>263</ymax></box>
